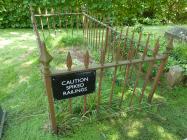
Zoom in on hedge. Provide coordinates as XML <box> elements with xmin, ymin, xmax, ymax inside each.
<box><xmin>0</xmin><ymin>0</ymin><xmax>186</xmax><ymax>28</ymax></box>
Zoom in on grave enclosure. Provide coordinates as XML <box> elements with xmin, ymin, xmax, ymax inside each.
<box><xmin>30</xmin><ymin>6</ymin><xmax>173</xmax><ymax>134</ymax></box>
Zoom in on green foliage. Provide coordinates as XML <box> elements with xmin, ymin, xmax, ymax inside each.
<box><xmin>172</xmin><ymin>43</ymin><xmax>187</xmax><ymax>65</ymax></box>
<box><xmin>58</xmin><ymin>34</ymin><xmax>84</xmax><ymax>47</ymax></box>
<box><xmin>45</xmin><ymin>32</ymin><xmax>84</xmax><ymax>49</ymax></box>
<box><xmin>0</xmin><ymin>0</ymin><xmax>187</xmax><ymax>28</ymax></box>
<box><xmin>133</xmin><ymin>24</ymin><xmax>144</xmax><ymax>33</ymax></box>
<box><xmin>171</xmin><ymin>42</ymin><xmax>187</xmax><ymax>74</ymax></box>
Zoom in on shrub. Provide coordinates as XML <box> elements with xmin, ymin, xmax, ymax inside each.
<box><xmin>0</xmin><ymin>0</ymin><xmax>186</xmax><ymax>28</ymax></box>
<box><xmin>171</xmin><ymin>42</ymin><xmax>187</xmax><ymax>74</ymax></box>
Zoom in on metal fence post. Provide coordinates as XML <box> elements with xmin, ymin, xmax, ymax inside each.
<box><xmin>40</xmin><ymin>42</ymin><xmax>57</xmax><ymax>133</ymax></box>
<box><xmin>147</xmin><ymin>38</ymin><xmax>173</xmax><ymax>103</ymax></box>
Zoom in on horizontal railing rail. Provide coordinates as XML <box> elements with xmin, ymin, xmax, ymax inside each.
<box><xmin>34</xmin><ymin>13</ymin><xmax>82</xmax><ymax>17</ymax></box>
<box><xmin>51</xmin><ymin>55</ymin><xmax>166</xmax><ymax>76</ymax></box>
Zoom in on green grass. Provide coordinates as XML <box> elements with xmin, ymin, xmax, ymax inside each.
<box><xmin>44</xmin><ymin>31</ymin><xmax>84</xmax><ymax>48</ymax></box>
<box><xmin>0</xmin><ymin>27</ymin><xmax>187</xmax><ymax>140</ymax></box>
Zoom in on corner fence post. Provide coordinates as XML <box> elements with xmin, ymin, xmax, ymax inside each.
<box><xmin>30</xmin><ymin>6</ymin><xmax>57</xmax><ymax>133</ymax></box>
<box><xmin>147</xmin><ymin>38</ymin><xmax>173</xmax><ymax>103</ymax></box>
<box><xmin>30</xmin><ymin>5</ymin><xmax>42</xmax><ymax>51</ymax></box>
<box><xmin>39</xmin><ymin>42</ymin><xmax>57</xmax><ymax>133</ymax></box>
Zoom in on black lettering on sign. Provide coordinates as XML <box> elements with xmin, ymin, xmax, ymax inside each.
<box><xmin>51</xmin><ymin>70</ymin><xmax>96</xmax><ymax>100</ymax></box>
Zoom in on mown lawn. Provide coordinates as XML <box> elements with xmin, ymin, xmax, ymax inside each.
<box><xmin>0</xmin><ymin>26</ymin><xmax>187</xmax><ymax>140</ymax></box>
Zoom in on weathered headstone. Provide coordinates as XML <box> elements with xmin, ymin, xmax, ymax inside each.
<box><xmin>165</xmin><ymin>27</ymin><xmax>187</xmax><ymax>42</ymax></box>
<box><xmin>0</xmin><ymin>106</ymin><xmax>6</xmax><ymax>139</ymax></box>
<box><xmin>166</xmin><ymin>65</ymin><xmax>184</xmax><ymax>87</ymax></box>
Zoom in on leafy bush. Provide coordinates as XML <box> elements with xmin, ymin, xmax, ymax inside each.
<box><xmin>172</xmin><ymin>43</ymin><xmax>187</xmax><ymax>64</ymax></box>
<box><xmin>171</xmin><ymin>42</ymin><xmax>187</xmax><ymax>74</ymax></box>
<box><xmin>139</xmin><ymin>18</ymin><xmax>161</xmax><ymax>25</ymax></box>
<box><xmin>0</xmin><ymin>0</ymin><xmax>186</xmax><ymax>28</ymax></box>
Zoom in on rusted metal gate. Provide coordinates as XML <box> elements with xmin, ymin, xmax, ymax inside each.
<box><xmin>30</xmin><ymin>6</ymin><xmax>173</xmax><ymax>133</ymax></box>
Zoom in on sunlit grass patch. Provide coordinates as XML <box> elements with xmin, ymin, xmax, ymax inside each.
<box><xmin>0</xmin><ymin>27</ymin><xmax>187</xmax><ymax>140</ymax></box>
<box><xmin>45</xmin><ymin>31</ymin><xmax>84</xmax><ymax>49</ymax></box>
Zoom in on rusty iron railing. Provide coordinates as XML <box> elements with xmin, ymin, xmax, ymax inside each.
<box><xmin>30</xmin><ymin>6</ymin><xmax>173</xmax><ymax>134</ymax></box>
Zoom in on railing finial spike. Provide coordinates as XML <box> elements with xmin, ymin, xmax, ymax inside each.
<box><xmin>39</xmin><ymin>42</ymin><xmax>53</xmax><ymax>65</ymax></box>
<box><xmin>66</xmin><ymin>52</ymin><xmax>72</xmax><ymax>71</ymax></box>
<box><xmin>84</xmin><ymin>50</ymin><xmax>90</xmax><ymax>69</ymax></box>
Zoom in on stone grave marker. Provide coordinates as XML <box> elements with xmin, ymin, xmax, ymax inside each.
<box><xmin>165</xmin><ymin>27</ymin><xmax>187</xmax><ymax>42</ymax></box>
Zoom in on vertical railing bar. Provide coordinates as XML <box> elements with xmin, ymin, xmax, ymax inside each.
<box><xmin>101</xmin><ymin>18</ymin><xmax>106</xmax><ymax>50</ymax></box>
<box><xmin>91</xmin><ymin>12</ymin><xmax>94</xmax><ymax>47</ymax></box>
<box><xmin>51</xmin><ymin>8</ymin><xmax>56</xmax><ymax>35</ymax></box>
<box><xmin>139</xmin><ymin>38</ymin><xmax>160</xmax><ymax>105</ymax></box>
<box><xmin>96</xmin><ymin>49</ymin><xmax>105</xmax><ymax>111</ymax></box>
<box><xmin>104</xmin><ymin>18</ymin><xmax>110</xmax><ymax>62</ymax></box>
<box><xmin>98</xmin><ymin>15</ymin><xmax>101</xmax><ymax>50</ymax></box>
<box><xmin>45</xmin><ymin>8</ymin><xmax>50</xmax><ymax>35</ymax></box>
<box><xmin>66</xmin><ymin>52</ymin><xmax>73</xmax><ymax>113</ymax></box>
<box><xmin>86</xmin><ymin>15</ymin><xmax>89</xmax><ymax>46</ymax></box>
<box><xmin>128</xmin><ymin>31</ymin><xmax>139</xmax><ymax>83</ymax></box>
<box><xmin>90</xmin><ymin>16</ymin><xmax>93</xmax><ymax>48</ymax></box>
<box><xmin>88</xmin><ymin>12</ymin><xmax>90</xmax><ymax>46</ymax></box>
<box><xmin>83</xmin><ymin>50</ymin><xmax>90</xmax><ymax>113</ymax></box>
<box><xmin>128</xmin><ymin>31</ymin><xmax>135</xmax><ymax>61</ymax></box>
<box><xmin>120</xmin><ymin>67</ymin><xmax>130</xmax><ymax>107</ymax></box>
<box><xmin>127</xmin><ymin>31</ymin><xmax>135</xmax><ymax>83</ymax></box>
<box><xmin>93</xmin><ymin>18</ymin><xmax>96</xmax><ymax>50</ymax></box>
<box><xmin>30</xmin><ymin>6</ymin><xmax>42</xmax><ymax>49</ymax></box>
<box><xmin>111</xmin><ymin>29</ymin><xmax>117</xmax><ymax>62</ymax></box>
<box><xmin>127</xmin><ymin>30</ymin><xmax>139</xmax><ymax>79</ymax></box>
<box><xmin>134</xmin><ymin>32</ymin><xmax>142</xmax><ymax>57</ymax></box>
<box><xmin>85</xmin><ymin>14</ymin><xmax>88</xmax><ymax>45</ymax></box>
<box><xmin>82</xmin><ymin>11</ymin><xmax>85</xmax><ymax>37</ymax></box>
<box><xmin>109</xmin><ymin>30</ymin><xmax>122</xmax><ymax>106</ymax></box>
<box><xmin>38</xmin><ymin>7</ymin><xmax>45</xmax><ymax>39</ymax></box>
<box><xmin>123</xmin><ymin>27</ymin><xmax>129</xmax><ymax>59</ymax></box>
<box><xmin>119</xmin><ymin>31</ymin><xmax>135</xmax><ymax>107</ymax></box>
<box><xmin>147</xmin><ymin>38</ymin><xmax>173</xmax><ymax>103</ymax></box>
<box><xmin>129</xmin><ymin>33</ymin><xmax>148</xmax><ymax>107</ymax></box>
<box><xmin>92</xmin><ymin>13</ymin><xmax>95</xmax><ymax>49</ymax></box>
<box><xmin>76</xmin><ymin>7</ymin><xmax>79</xmax><ymax>34</ymax></box>
<box><xmin>89</xmin><ymin>17</ymin><xmax>92</xmax><ymax>46</ymax></box>
<box><xmin>90</xmin><ymin>12</ymin><xmax>93</xmax><ymax>48</ymax></box>
<box><xmin>65</xmin><ymin>8</ymin><xmax>68</xmax><ymax>33</ymax></box>
<box><xmin>82</xmin><ymin>11</ymin><xmax>86</xmax><ymax>46</ymax></box>
<box><xmin>118</xmin><ymin>26</ymin><xmax>123</xmax><ymax>61</ymax></box>
<box><xmin>89</xmin><ymin>16</ymin><xmax>91</xmax><ymax>46</ymax></box>
<box><xmin>86</xmin><ymin>15</ymin><xmax>88</xmax><ymax>46</ymax></box>
<box><xmin>58</xmin><ymin>7</ymin><xmax>62</xmax><ymax>31</ymax></box>
<box><xmin>107</xmin><ymin>19</ymin><xmax>112</xmax><ymax>62</ymax></box>
<box><xmin>70</xmin><ymin>8</ymin><xmax>74</xmax><ymax>37</ymax></box>
<box><xmin>39</xmin><ymin>42</ymin><xmax>57</xmax><ymax>133</ymax></box>
<box><xmin>95</xmin><ymin>20</ymin><xmax>99</xmax><ymax>51</ymax></box>
<box><xmin>107</xmin><ymin>28</ymin><xmax>111</xmax><ymax>62</ymax></box>
<box><xmin>97</xmin><ymin>18</ymin><xmax>108</xmax><ymax>108</ymax></box>
<box><xmin>95</xmin><ymin>15</ymin><xmax>98</xmax><ymax>50</ymax></box>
